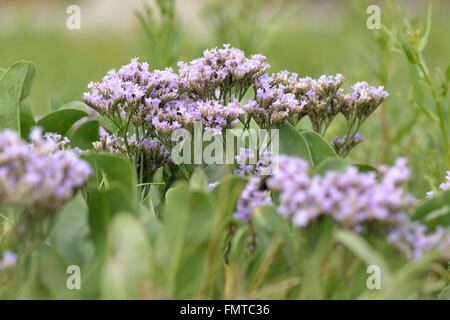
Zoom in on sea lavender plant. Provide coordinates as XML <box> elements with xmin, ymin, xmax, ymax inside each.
<box><xmin>234</xmin><ymin>156</ymin><xmax>415</xmax><ymax>231</ymax></box>
<box><xmin>233</xmin><ymin>176</ymin><xmax>272</xmax><ymax>222</ymax></box>
<box><xmin>178</xmin><ymin>44</ymin><xmax>270</xmax><ymax>102</ymax></box>
<box><xmin>0</xmin><ymin>128</ymin><xmax>92</xmax><ymax>214</ymax></box>
<box><xmin>234</xmin><ymin>146</ymin><xmax>272</xmax><ymax>176</ymax></box>
<box><xmin>244</xmin><ymin>72</ymin><xmax>304</xmax><ymax>127</ymax></box>
<box><xmin>338</xmin><ymin>81</ymin><xmax>389</xmax><ymax>154</ymax></box>
<box><xmin>388</xmin><ymin>222</ymin><xmax>450</xmax><ymax>260</ymax></box>
<box><xmin>83</xmin><ymin>45</ymin><xmax>390</xmax><ymax>176</ymax></box>
<box><xmin>93</xmin><ymin>132</ymin><xmax>171</xmax><ymax>180</ymax></box>
<box><xmin>0</xmin><ymin>250</ymin><xmax>18</xmax><ymax>271</ymax></box>
<box><xmin>426</xmin><ymin>171</ymin><xmax>450</xmax><ymax>198</ymax></box>
<box><xmin>331</xmin><ymin>133</ymin><xmax>364</xmax><ymax>157</ymax></box>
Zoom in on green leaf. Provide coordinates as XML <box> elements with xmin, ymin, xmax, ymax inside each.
<box><xmin>37</xmin><ymin>108</ymin><xmax>88</xmax><ymax>135</ymax></box>
<box><xmin>446</xmin><ymin>64</ymin><xmax>450</xmax><ymax>83</ymax></box>
<box><xmin>353</xmin><ymin>163</ymin><xmax>378</xmax><ymax>173</ymax></box>
<box><xmin>228</xmin><ymin>226</ymin><xmax>251</xmax><ymax>265</ymax></box>
<box><xmin>59</xmin><ymin>100</ymin><xmax>91</xmax><ymax>113</ymax></box>
<box><xmin>36</xmin><ymin>245</ymin><xmax>83</xmax><ymax>299</ymax></box>
<box><xmin>101</xmin><ymin>214</ymin><xmax>152</xmax><ymax>299</ymax></box>
<box><xmin>439</xmin><ymin>286</ymin><xmax>450</xmax><ymax>300</ymax></box>
<box><xmin>50</xmin><ymin>193</ymin><xmax>94</xmax><ymax>266</ymax></box>
<box><xmin>408</xmin><ymin>63</ymin><xmax>437</xmax><ymax>122</ymax></box>
<box><xmin>211</xmin><ymin>174</ymin><xmax>248</xmax><ymax>220</ymax></box>
<box><xmin>313</xmin><ymin>158</ymin><xmax>348</xmax><ymax>175</ymax></box>
<box><xmin>149</xmin><ymin>167</ymin><xmax>165</xmax><ymax>213</ymax></box>
<box><xmin>81</xmin><ymin>153</ymin><xmax>136</xmax><ymax>198</ymax></box>
<box><xmin>278</xmin><ymin>123</ymin><xmax>338</xmax><ymax>166</ymax></box>
<box><xmin>87</xmin><ymin>183</ymin><xmax>136</xmax><ymax>254</ymax></box>
<box><xmin>20</xmin><ymin>245</ymin><xmax>82</xmax><ymax>299</ymax></box>
<box><xmin>138</xmin><ymin>203</ymin><xmax>162</xmax><ymax>243</ymax></box>
<box><xmin>413</xmin><ymin>190</ymin><xmax>450</xmax><ymax>226</ymax></box>
<box><xmin>417</xmin><ymin>5</ymin><xmax>432</xmax><ymax>52</ymax></box>
<box><xmin>253</xmin><ymin>205</ymin><xmax>290</xmax><ymax>250</ymax></box>
<box><xmin>68</xmin><ymin>119</ymin><xmax>100</xmax><ymax>150</ymax></box>
<box><xmin>0</xmin><ymin>67</ymin><xmax>5</xmax><ymax>77</ymax></box>
<box><xmin>156</xmin><ymin>184</ymin><xmax>215</xmax><ymax>298</ymax></box>
<box><xmin>0</xmin><ymin>61</ymin><xmax>35</xmax><ymax>133</ymax></box>
<box><xmin>82</xmin><ymin>153</ymin><xmax>138</xmax><ymax>254</ymax></box>
<box><xmin>397</xmin><ymin>25</ymin><xmax>418</xmax><ymax>64</ymax></box>
<box><xmin>278</xmin><ymin>122</ymin><xmax>312</xmax><ymax>164</ymax></box>
<box><xmin>335</xmin><ymin>230</ymin><xmax>391</xmax><ymax>282</ymax></box>
<box><xmin>189</xmin><ymin>167</ymin><xmax>208</xmax><ymax>191</ymax></box>
<box><xmin>300</xmin><ymin>130</ymin><xmax>339</xmax><ymax>165</ymax></box>
<box><xmin>19</xmin><ymin>99</ymin><xmax>36</xmax><ymax>139</ymax></box>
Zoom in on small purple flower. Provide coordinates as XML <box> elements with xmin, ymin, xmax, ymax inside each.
<box><xmin>0</xmin><ymin>251</ymin><xmax>18</xmax><ymax>270</ymax></box>
<box><xmin>233</xmin><ymin>176</ymin><xmax>272</xmax><ymax>222</ymax></box>
<box><xmin>0</xmin><ymin>128</ymin><xmax>92</xmax><ymax>213</ymax></box>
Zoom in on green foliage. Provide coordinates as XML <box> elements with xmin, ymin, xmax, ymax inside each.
<box><xmin>278</xmin><ymin>122</ymin><xmax>338</xmax><ymax>166</ymax></box>
<box><xmin>68</xmin><ymin>119</ymin><xmax>100</xmax><ymax>150</ymax></box>
<box><xmin>154</xmin><ymin>183</ymin><xmax>215</xmax><ymax>298</ymax></box>
<box><xmin>413</xmin><ymin>190</ymin><xmax>450</xmax><ymax>227</ymax></box>
<box><xmin>386</xmin><ymin>3</ymin><xmax>450</xmax><ymax>168</ymax></box>
<box><xmin>0</xmin><ymin>61</ymin><xmax>35</xmax><ymax>134</ymax></box>
<box><xmin>37</xmin><ymin>108</ymin><xmax>88</xmax><ymax>136</ymax></box>
<box><xmin>101</xmin><ymin>214</ymin><xmax>152</xmax><ymax>299</ymax></box>
<box><xmin>135</xmin><ymin>0</ymin><xmax>180</xmax><ymax>69</ymax></box>
<box><xmin>202</xmin><ymin>0</ymin><xmax>289</xmax><ymax>53</ymax></box>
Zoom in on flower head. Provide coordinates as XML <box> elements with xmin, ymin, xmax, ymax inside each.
<box><xmin>0</xmin><ymin>128</ymin><xmax>92</xmax><ymax>213</ymax></box>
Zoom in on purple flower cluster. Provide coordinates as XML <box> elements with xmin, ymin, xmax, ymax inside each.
<box><xmin>244</xmin><ymin>71</ymin><xmax>345</xmax><ymax>131</ymax></box>
<box><xmin>426</xmin><ymin>171</ymin><xmax>450</xmax><ymax>198</ymax></box>
<box><xmin>41</xmin><ymin>132</ymin><xmax>84</xmax><ymax>155</ymax></box>
<box><xmin>388</xmin><ymin>222</ymin><xmax>450</xmax><ymax>260</ymax></box>
<box><xmin>296</xmin><ymin>74</ymin><xmax>345</xmax><ymax>134</ymax></box>
<box><xmin>178</xmin><ymin>44</ymin><xmax>270</xmax><ymax>101</ymax></box>
<box><xmin>234</xmin><ymin>156</ymin><xmax>415</xmax><ymax>231</ymax></box>
<box><xmin>341</xmin><ymin>81</ymin><xmax>389</xmax><ymax>120</ymax></box>
<box><xmin>331</xmin><ymin>133</ymin><xmax>364</xmax><ymax>157</ymax></box>
<box><xmin>0</xmin><ymin>128</ymin><xmax>92</xmax><ymax>213</ymax></box>
<box><xmin>233</xmin><ymin>176</ymin><xmax>272</xmax><ymax>222</ymax></box>
<box><xmin>93</xmin><ymin>132</ymin><xmax>171</xmax><ymax>177</ymax></box>
<box><xmin>243</xmin><ymin>71</ymin><xmax>387</xmax><ymax>149</ymax></box>
<box><xmin>234</xmin><ymin>146</ymin><xmax>272</xmax><ymax>176</ymax></box>
<box><xmin>83</xmin><ymin>58</ymin><xmax>153</xmax><ymax>116</ymax></box>
<box><xmin>244</xmin><ymin>73</ymin><xmax>303</xmax><ymax>126</ymax></box>
<box><xmin>84</xmin><ymin>45</ymin><xmax>389</xmax><ymax>167</ymax></box>
<box><xmin>196</xmin><ymin>98</ymin><xmax>245</xmax><ymax>135</ymax></box>
<box><xmin>0</xmin><ymin>250</ymin><xmax>18</xmax><ymax>271</ymax></box>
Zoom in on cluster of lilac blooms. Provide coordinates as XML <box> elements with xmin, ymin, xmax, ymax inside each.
<box><xmin>234</xmin><ymin>146</ymin><xmax>272</xmax><ymax>176</ymax></box>
<box><xmin>0</xmin><ymin>250</ymin><xmax>18</xmax><ymax>271</ymax></box>
<box><xmin>177</xmin><ymin>44</ymin><xmax>270</xmax><ymax>102</ymax></box>
<box><xmin>83</xmin><ymin>45</ymin><xmax>388</xmax><ymax>169</ymax></box>
<box><xmin>244</xmin><ymin>73</ymin><xmax>304</xmax><ymax>127</ymax></box>
<box><xmin>233</xmin><ymin>176</ymin><xmax>272</xmax><ymax>222</ymax></box>
<box><xmin>260</xmin><ymin>72</ymin><xmax>345</xmax><ymax>132</ymax></box>
<box><xmin>426</xmin><ymin>171</ymin><xmax>450</xmax><ymax>198</ymax></box>
<box><xmin>93</xmin><ymin>132</ymin><xmax>171</xmax><ymax>178</ymax></box>
<box><xmin>83</xmin><ymin>46</ymin><xmax>265</xmax><ymax>139</ymax></box>
<box><xmin>265</xmin><ymin>156</ymin><xmax>415</xmax><ymax>230</ymax></box>
<box><xmin>40</xmin><ymin>131</ymin><xmax>84</xmax><ymax>155</ymax></box>
<box><xmin>234</xmin><ymin>156</ymin><xmax>414</xmax><ymax>229</ymax></box>
<box><xmin>388</xmin><ymin>222</ymin><xmax>450</xmax><ymax>260</ymax></box>
<box><xmin>331</xmin><ymin>133</ymin><xmax>364</xmax><ymax>157</ymax></box>
<box><xmin>0</xmin><ymin>128</ymin><xmax>92</xmax><ymax>213</ymax></box>
<box><xmin>233</xmin><ymin>155</ymin><xmax>450</xmax><ymax>259</ymax></box>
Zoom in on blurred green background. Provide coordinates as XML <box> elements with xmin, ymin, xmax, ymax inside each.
<box><xmin>0</xmin><ymin>0</ymin><xmax>449</xmax><ymax>195</ymax></box>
